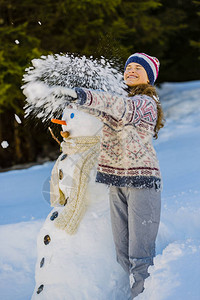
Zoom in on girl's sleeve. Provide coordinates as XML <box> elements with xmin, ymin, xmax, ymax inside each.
<box><xmin>75</xmin><ymin>88</ymin><xmax>126</xmax><ymax>120</ymax></box>
<box><xmin>75</xmin><ymin>88</ymin><xmax>157</xmax><ymax>126</ymax></box>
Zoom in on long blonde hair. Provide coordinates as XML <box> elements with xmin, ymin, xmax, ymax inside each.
<box><xmin>127</xmin><ymin>84</ymin><xmax>165</xmax><ymax>139</ymax></box>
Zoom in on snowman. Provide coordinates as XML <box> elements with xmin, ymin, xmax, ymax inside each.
<box><xmin>31</xmin><ymin>105</ymin><xmax>130</xmax><ymax>300</ymax></box>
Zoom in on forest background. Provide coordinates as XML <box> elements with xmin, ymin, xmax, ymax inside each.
<box><xmin>0</xmin><ymin>0</ymin><xmax>199</xmax><ymax>169</ymax></box>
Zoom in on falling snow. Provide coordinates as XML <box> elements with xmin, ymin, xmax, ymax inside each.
<box><xmin>22</xmin><ymin>53</ymin><xmax>125</xmax><ymax>122</ymax></box>
<box><xmin>15</xmin><ymin>114</ymin><xmax>22</xmax><ymax>124</ymax></box>
<box><xmin>1</xmin><ymin>141</ymin><xmax>9</xmax><ymax>148</ymax></box>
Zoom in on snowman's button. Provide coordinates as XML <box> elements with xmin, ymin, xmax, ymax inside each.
<box><xmin>59</xmin><ymin>169</ymin><xmax>63</xmax><ymax>180</ymax></box>
<box><xmin>37</xmin><ymin>284</ymin><xmax>44</xmax><ymax>294</ymax></box>
<box><xmin>44</xmin><ymin>235</ymin><xmax>51</xmax><ymax>245</ymax></box>
<box><xmin>40</xmin><ymin>257</ymin><xmax>45</xmax><ymax>268</ymax></box>
<box><xmin>50</xmin><ymin>211</ymin><xmax>58</xmax><ymax>221</ymax></box>
<box><xmin>60</xmin><ymin>154</ymin><xmax>67</xmax><ymax>161</ymax></box>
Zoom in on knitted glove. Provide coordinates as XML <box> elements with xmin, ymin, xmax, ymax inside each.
<box><xmin>74</xmin><ymin>87</ymin><xmax>87</xmax><ymax>105</ymax></box>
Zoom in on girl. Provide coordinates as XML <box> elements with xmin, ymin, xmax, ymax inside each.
<box><xmin>63</xmin><ymin>52</ymin><xmax>164</xmax><ymax>299</ymax></box>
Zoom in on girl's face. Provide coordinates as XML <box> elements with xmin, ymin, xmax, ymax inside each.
<box><xmin>124</xmin><ymin>62</ymin><xmax>149</xmax><ymax>86</ymax></box>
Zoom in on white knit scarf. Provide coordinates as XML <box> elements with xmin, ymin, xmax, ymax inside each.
<box><xmin>50</xmin><ymin>136</ymin><xmax>100</xmax><ymax>234</ymax></box>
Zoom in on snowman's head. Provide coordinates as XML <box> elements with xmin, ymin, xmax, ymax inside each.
<box><xmin>61</xmin><ymin>107</ymin><xmax>102</xmax><ymax>138</ymax></box>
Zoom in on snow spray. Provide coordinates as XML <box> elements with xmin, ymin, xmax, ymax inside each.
<box><xmin>22</xmin><ymin>53</ymin><xmax>126</xmax><ymax>122</ymax></box>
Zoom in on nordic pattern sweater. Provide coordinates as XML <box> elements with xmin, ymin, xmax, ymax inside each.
<box><xmin>75</xmin><ymin>88</ymin><xmax>162</xmax><ymax>190</ymax></box>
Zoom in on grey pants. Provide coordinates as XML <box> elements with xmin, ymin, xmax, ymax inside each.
<box><xmin>109</xmin><ymin>186</ymin><xmax>161</xmax><ymax>299</ymax></box>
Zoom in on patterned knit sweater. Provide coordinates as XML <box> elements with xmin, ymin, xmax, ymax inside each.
<box><xmin>75</xmin><ymin>88</ymin><xmax>162</xmax><ymax>190</ymax></box>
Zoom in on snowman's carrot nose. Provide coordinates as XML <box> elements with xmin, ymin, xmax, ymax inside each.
<box><xmin>51</xmin><ymin>119</ymin><xmax>67</xmax><ymax>125</ymax></box>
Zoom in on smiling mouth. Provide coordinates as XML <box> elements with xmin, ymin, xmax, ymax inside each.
<box><xmin>127</xmin><ymin>75</ymin><xmax>138</xmax><ymax>79</ymax></box>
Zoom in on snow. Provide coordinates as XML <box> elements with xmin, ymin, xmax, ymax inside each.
<box><xmin>21</xmin><ymin>53</ymin><xmax>125</xmax><ymax>121</ymax></box>
<box><xmin>0</xmin><ymin>80</ymin><xmax>200</xmax><ymax>299</ymax></box>
<box><xmin>137</xmin><ymin>241</ymin><xmax>200</xmax><ymax>300</ymax></box>
<box><xmin>15</xmin><ymin>114</ymin><xmax>22</xmax><ymax>124</ymax></box>
<box><xmin>0</xmin><ymin>221</ymin><xmax>43</xmax><ymax>300</ymax></box>
<box><xmin>1</xmin><ymin>141</ymin><xmax>9</xmax><ymax>148</ymax></box>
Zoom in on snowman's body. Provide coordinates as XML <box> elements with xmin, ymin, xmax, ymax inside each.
<box><xmin>31</xmin><ymin>107</ymin><xmax>130</xmax><ymax>300</ymax></box>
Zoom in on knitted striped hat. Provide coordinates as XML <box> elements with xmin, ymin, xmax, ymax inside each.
<box><xmin>124</xmin><ymin>53</ymin><xmax>160</xmax><ymax>85</ymax></box>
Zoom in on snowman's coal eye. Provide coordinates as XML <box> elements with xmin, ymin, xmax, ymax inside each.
<box><xmin>70</xmin><ymin>113</ymin><xmax>75</xmax><ymax>119</ymax></box>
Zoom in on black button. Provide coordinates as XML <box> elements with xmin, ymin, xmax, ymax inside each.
<box><xmin>50</xmin><ymin>211</ymin><xmax>58</xmax><ymax>221</ymax></box>
<box><xmin>60</xmin><ymin>154</ymin><xmax>67</xmax><ymax>161</ymax></box>
<box><xmin>40</xmin><ymin>257</ymin><xmax>45</xmax><ymax>268</ymax></box>
<box><xmin>44</xmin><ymin>235</ymin><xmax>51</xmax><ymax>245</ymax></box>
<box><xmin>37</xmin><ymin>284</ymin><xmax>44</xmax><ymax>294</ymax></box>
<box><xmin>59</xmin><ymin>169</ymin><xmax>63</xmax><ymax>180</ymax></box>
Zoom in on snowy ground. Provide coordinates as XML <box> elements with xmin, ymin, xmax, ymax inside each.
<box><xmin>0</xmin><ymin>81</ymin><xmax>200</xmax><ymax>300</ymax></box>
